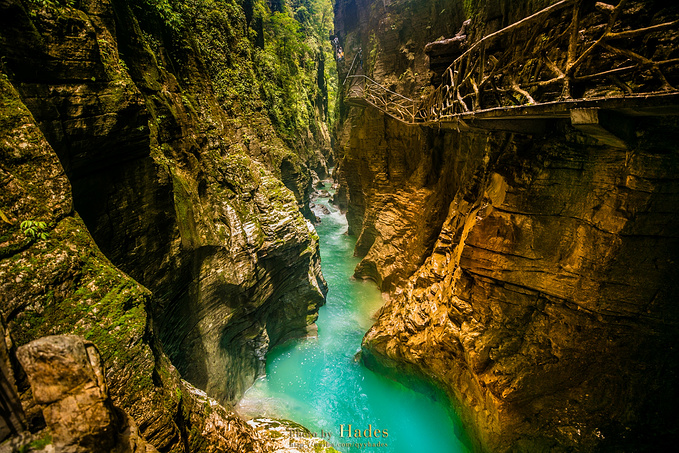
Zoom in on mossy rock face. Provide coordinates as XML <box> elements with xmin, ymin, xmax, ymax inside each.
<box><xmin>0</xmin><ymin>77</ymin><xmax>72</xmax><ymax>260</ymax></box>
<box><xmin>1</xmin><ymin>69</ymin><xmax>269</xmax><ymax>452</ymax></box>
<box><xmin>2</xmin><ymin>0</ymin><xmax>335</xmax><ymax>450</ymax></box>
<box><xmin>2</xmin><ymin>0</ymin><xmax>330</xmax><ymax>407</ymax></box>
<box><xmin>0</xmin><ymin>76</ymin><xmax>178</xmax><ymax>449</ymax></box>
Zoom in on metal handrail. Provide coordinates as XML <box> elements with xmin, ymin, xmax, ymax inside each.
<box><xmin>342</xmin><ymin>51</ymin><xmax>362</xmax><ymax>86</ymax></box>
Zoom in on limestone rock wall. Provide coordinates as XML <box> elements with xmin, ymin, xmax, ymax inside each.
<box><xmin>0</xmin><ymin>0</ymin><xmax>328</xmax><ymax>405</ymax></box>
<box><xmin>1</xmin><ymin>0</ymin><xmax>333</xmax><ymax>450</ymax></box>
<box><xmin>16</xmin><ymin>335</ymin><xmax>159</xmax><ymax>453</ymax></box>
<box><xmin>360</xmin><ymin>120</ymin><xmax>679</xmax><ymax>451</ymax></box>
<box><xmin>333</xmin><ymin>0</ymin><xmax>469</xmax><ymax>291</ymax></box>
<box><xmin>334</xmin><ymin>0</ymin><xmax>464</xmax><ymax>100</ymax></box>
<box><xmin>335</xmin><ymin>0</ymin><xmax>679</xmax><ymax>451</ymax></box>
<box><xmin>0</xmin><ymin>75</ymin><xmax>271</xmax><ymax>452</ymax></box>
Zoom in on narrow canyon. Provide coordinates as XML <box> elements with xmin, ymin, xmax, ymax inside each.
<box><xmin>1</xmin><ymin>0</ymin><xmax>677</xmax><ymax>452</ymax></box>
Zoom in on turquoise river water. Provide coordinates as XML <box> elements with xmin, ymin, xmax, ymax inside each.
<box><xmin>237</xmin><ymin>184</ymin><xmax>470</xmax><ymax>453</ymax></box>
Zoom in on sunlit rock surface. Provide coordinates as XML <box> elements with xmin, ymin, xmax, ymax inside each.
<box><xmin>16</xmin><ymin>335</ymin><xmax>159</xmax><ymax>453</ymax></box>
<box><xmin>360</xmin><ymin>121</ymin><xmax>679</xmax><ymax>451</ymax></box>
<box><xmin>334</xmin><ymin>0</ymin><xmax>679</xmax><ymax>451</ymax></box>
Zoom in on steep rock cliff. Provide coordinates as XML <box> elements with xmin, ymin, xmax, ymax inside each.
<box><xmin>0</xmin><ymin>77</ymin><xmax>270</xmax><ymax>451</ymax></box>
<box><xmin>361</xmin><ymin>120</ymin><xmax>679</xmax><ymax>451</ymax></box>
<box><xmin>1</xmin><ymin>0</ymin><xmax>333</xmax><ymax>450</ymax></box>
<box><xmin>333</xmin><ymin>0</ymin><xmax>468</xmax><ymax>291</ymax></box>
<box><xmin>335</xmin><ymin>0</ymin><xmax>679</xmax><ymax>451</ymax></box>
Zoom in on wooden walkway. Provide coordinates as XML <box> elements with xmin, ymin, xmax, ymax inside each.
<box><xmin>343</xmin><ymin>0</ymin><xmax>679</xmax><ymax>140</ymax></box>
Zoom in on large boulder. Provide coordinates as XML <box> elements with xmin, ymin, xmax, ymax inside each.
<box><xmin>16</xmin><ymin>335</ymin><xmax>157</xmax><ymax>453</ymax></box>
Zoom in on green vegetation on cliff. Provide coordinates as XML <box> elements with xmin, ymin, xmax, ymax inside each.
<box><xmin>1</xmin><ymin>0</ymin><xmax>336</xmax><ymax>451</ymax></box>
<box><xmin>128</xmin><ymin>0</ymin><xmax>336</xmax><ymax>140</ymax></box>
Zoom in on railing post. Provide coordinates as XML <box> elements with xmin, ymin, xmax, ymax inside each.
<box><xmin>477</xmin><ymin>42</ymin><xmax>485</xmax><ymax>111</ymax></box>
<box><xmin>454</xmin><ymin>60</ymin><xmax>460</xmax><ymax>115</ymax></box>
<box><xmin>564</xmin><ymin>0</ymin><xmax>581</xmax><ymax>99</ymax></box>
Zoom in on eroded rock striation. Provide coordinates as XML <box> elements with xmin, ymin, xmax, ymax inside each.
<box><xmin>335</xmin><ymin>0</ymin><xmax>679</xmax><ymax>451</ymax></box>
<box><xmin>360</xmin><ymin>122</ymin><xmax>679</xmax><ymax>451</ymax></box>
<box><xmin>0</xmin><ymin>74</ymin><xmax>271</xmax><ymax>452</ymax></box>
<box><xmin>1</xmin><ymin>0</ymin><xmax>333</xmax><ymax>450</ymax></box>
